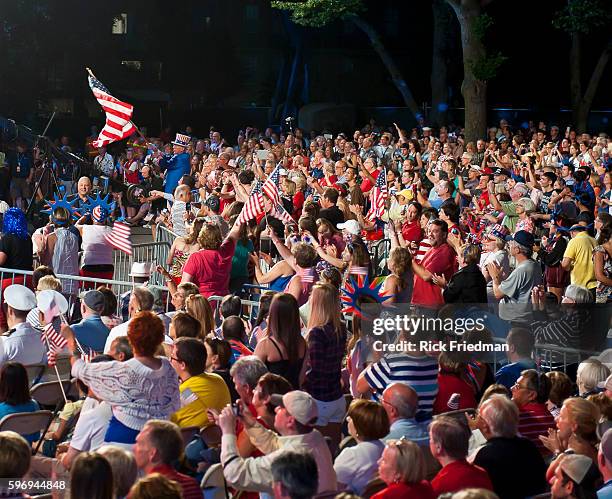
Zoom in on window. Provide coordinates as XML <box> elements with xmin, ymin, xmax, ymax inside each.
<box><xmin>112</xmin><ymin>13</ymin><xmax>128</xmax><ymax>35</ymax></box>
<box><xmin>121</xmin><ymin>61</ymin><xmax>142</xmax><ymax>71</ymax></box>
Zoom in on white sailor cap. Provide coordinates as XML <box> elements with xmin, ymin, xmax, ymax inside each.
<box><xmin>4</xmin><ymin>284</ymin><xmax>37</xmax><ymax>312</ymax></box>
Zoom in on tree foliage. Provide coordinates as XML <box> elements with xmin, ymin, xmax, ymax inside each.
<box><xmin>552</xmin><ymin>0</ymin><xmax>611</xmax><ymax>34</ymax></box>
<box><xmin>271</xmin><ymin>0</ymin><xmax>366</xmax><ymax>26</ymax></box>
<box><xmin>468</xmin><ymin>13</ymin><xmax>507</xmax><ymax>82</ymax></box>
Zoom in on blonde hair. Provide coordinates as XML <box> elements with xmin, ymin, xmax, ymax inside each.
<box><xmin>198</xmin><ymin>224</ymin><xmax>223</xmax><ymax>250</ymax></box>
<box><xmin>96</xmin><ymin>445</ymin><xmax>137</xmax><ymax>498</ymax></box>
<box><xmin>37</xmin><ymin>275</ymin><xmax>62</xmax><ymax>292</ymax></box>
<box><xmin>185</xmin><ymin>294</ymin><xmax>215</xmax><ymax>338</ymax></box>
<box><xmin>284</xmin><ymin>179</ymin><xmax>296</xmax><ymax>196</ymax></box>
<box><xmin>564</xmin><ymin>397</ymin><xmax>600</xmax><ymax>444</ymax></box>
<box><xmin>386</xmin><ymin>439</ymin><xmax>425</xmax><ymax>484</ymax></box>
<box><xmin>307</xmin><ymin>283</ymin><xmax>342</xmax><ymax>341</ymax></box>
<box><xmin>0</xmin><ymin>431</ymin><xmax>30</xmax><ymax>478</ymax></box>
<box><xmin>128</xmin><ymin>473</ymin><xmax>181</xmax><ymax>499</ymax></box>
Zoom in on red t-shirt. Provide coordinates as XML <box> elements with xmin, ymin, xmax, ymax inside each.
<box><xmin>412</xmin><ymin>243</ymin><xmax>457</xmax><ymax>306</ymax></box>
<box><xmin>360</xmin><ymin>168</ymin><xmax>381</xmax><ymax>193</ymax></box>
<box><xmin>433</xmin><ymin>372</ymin><xmax>477</xmax><ymax>415</ymax></box>
<box><xmin>183</xmin><ymin>238</ymin><xmax>237</xmax><ymax>297</ymax></box>
<box><xmin>401</xmin><ymin>220</ymin><xmax>422</xmax><ymax>243</ymax></box>
<box><xmin>149</xmin><ymin>464</ymin><xmax>203</xmax><ymax>499</ymax></box>
<box><xmin>430</xmin><ymin>460</ymin><xmax>493</xmax><ymax>496</ymax></box>
<box><xmin>292</xmin><ymin>191</ymin><xmax>305</xmax><ymax>219</ymax></box>
<box><xmin>371</xmin><ymin>481</ymin><xmax>435</xmax><ymax>499</ymax></box>
<box><xmin>517</xmin><ymin>402</ymin><xmax>556</xmax><ymax>455</ymax></box>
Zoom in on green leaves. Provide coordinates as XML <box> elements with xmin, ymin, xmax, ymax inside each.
<box><xmin>553</xmin><ymin>0</ymin><xmax>611</xmax><ymax>35</ymax></box>
<box><xmin>469</xmin><ymin>51</ymin><xmax>508</xmax><ymax>81</ymax></box>
<box><xmin>271</xmin><ymin>0</ymin><xmax>366</xmax><ymax>26</ymax></box>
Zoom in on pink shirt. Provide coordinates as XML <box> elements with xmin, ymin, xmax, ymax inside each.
<box><xmin>183</xmin><ymin>239</ymin><xmax>237</xmax><ymax>298</ymax></box>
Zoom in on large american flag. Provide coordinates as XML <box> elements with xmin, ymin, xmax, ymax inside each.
<box><xmin>88</xmin><ymin>75</ymin><xmax>136</xmax><ymax>148</ymax></box>
<box><xmin>105</xmin><ymin>221</ymin><xmax>132</xmax><ymax>255</ymax></box>
<box><xmin>238</xmin><ymin>180</ymin><xmax>264</xmax><ymax>224</ymax></box>
<box><xmin>366</xmin><ymin>168</ymin><xmax>388</xmax><ymax>221</ymax></box>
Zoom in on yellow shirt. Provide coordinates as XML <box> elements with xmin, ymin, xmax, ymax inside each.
<box><xmin>563</xmin><ymin>231</ymin><xmax>597</xmax><ymax>289</ymax></box>
<box><xmin>171</xmin><ymin>372</ymin><xmax>231</xmax><ymax>429</ymax></box>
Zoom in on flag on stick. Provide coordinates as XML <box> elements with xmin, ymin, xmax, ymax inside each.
<box><xmin>366</xmin><ymin>168</ymin><xmax>388</xmax><ymax>221</ymax></box>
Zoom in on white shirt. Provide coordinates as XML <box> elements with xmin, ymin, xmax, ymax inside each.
<box><xmin>69</xmin><ymin>399</ymin><xmax>112</xmax><ymax>452</ymax></box>
<box><xmin>103</xmin><ymin>319</ymin><xmax>131</xmax><ymax>354</ymax></box>
<box><xmin>0</xmin><ymin>322</ymin><xmax>46</xmax><ymax>366</ymax></box>
<box><xmin>334</xmin><ymin>440</ymin><xmax>384</xmax><ymax>495</ymax></box>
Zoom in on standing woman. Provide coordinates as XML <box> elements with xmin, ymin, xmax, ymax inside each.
<box><xmin>537</xmin><ymin>216</ymin><xmax>571</xmax><ymax>302</ymax></box>
<box><xmin>163</xmin><ymin>217</ymin><xmax>204</xmax><ymax>287</ymax></box>
<box><xmin>76</xmin><ymin>195</ymin><xmax>115</xmax><ymax>286</ymax></box>
<box><xmin>36</xmin><ymin>206</ymin><xmax>80</xmax><ymax>298</ymax></box>
<box><xmin>65</xmin><ymin>311</ymin><xmax>180</xmax><ymax>447</ymax></box>
<box><xmin>303</xmin><ymin>283</ymin><xmax>348</xmax><ymax>452</ymax></box>
<box><xmin>0</xmin><ymin>208</ymin><xmax>33</xmax><ymax>331</ymax></box>
<box><xmin>254</xmin><ymin>293</ymin><xmax>307</xmax><ymax>389</ymax></box>
<box><xmin>594</xmin><ymin>224</ymin><xmax>612</xmax><ymax>303</ymax></box>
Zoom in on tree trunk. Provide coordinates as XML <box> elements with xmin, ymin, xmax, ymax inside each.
<box><xmin>348</xmin><ymin>15</ymin><xmax>421</xmax><ymax>121</ymax></box>
<box><xmin>447</xmin><ymin>0</ymin><xmax>488</xmax><ymax>143</ymax></box>
<box><xmin>572</xmin><ymin>37</ymin><xmax>612</xmax><ymax>133</ymax></box>
<box><xmin>430</xmin><ymin>0</ymin><xmax>454</xmax><ymax>127</ymax></box>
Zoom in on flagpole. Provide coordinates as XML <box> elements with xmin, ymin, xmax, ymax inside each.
<box><xmin>41</xmin><ymin>326</ymin><xmax>68</xmax><ymax>405</ymax></box>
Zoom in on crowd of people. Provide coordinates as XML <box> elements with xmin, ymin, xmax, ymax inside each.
<box><xmin>0</xmin><ymin>117</ymin><xmax>610</xmax><ymax>498</ymax></box>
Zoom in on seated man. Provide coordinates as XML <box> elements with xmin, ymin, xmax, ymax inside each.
<box><xmin>381</xmin><ymin>383</ymin><xmax>429</xmax><ymax>445</ymax></box>
<box><xmin>271</xmin><ymin>451</ymin><xmax>319</xmax><ymax>499</ymax></box>
<box><xmin>429</xmin><ymin>415</ymin><xmax>493</xmax><ymax>495</ymax></box>
<box><xmin>218</xmin><ymin>390</ymin><xmax>337</xmax><ymax>494</ymax></box>
<box><xmin>69</xmin><ymin>290</ymin><xmax>110</xmax><ymax>353</ymax></box>
<box><xmin>472</xmin><ymin>394</ymin><xmax>547</xmax><ymax>499</ymax></box>
<box><xmin>133</xmin><ymin>420</ymin><xmax>203</xmax><ymax>499</ymax></box>
<box><xmin>170</xmin><ymin>337</ymin><xmax>231</xmax><ymax>429</ymax></box>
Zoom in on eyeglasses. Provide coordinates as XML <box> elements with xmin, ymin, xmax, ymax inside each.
<box><xmin>170</xmin><ymin>356</ymin><xmax>181</xmax><ymax>363</ymax></box>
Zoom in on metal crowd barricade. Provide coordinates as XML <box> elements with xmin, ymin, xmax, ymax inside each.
<box><xmin>209</xmin><ymin>295</ymin><xmax>261</xmax><ymax>323</ymax></box>
<box><xmin>113</xmin><ymin>242</ymin><xmax>172</xmax><ymax>286</ymax></box>
<box><xmin>0</xmin><ymin>267</ymin><xmax>172</xmax><ymax>318</ymax></box>
<box><xmin>491</xmin><ymin>336</ymin><xmax>600</xmax><ymax>374</ymax></box>
<box><xmin>155</xmin><ymin>224</ymin><xmax>178</xmax><ymax>248</ymax></box>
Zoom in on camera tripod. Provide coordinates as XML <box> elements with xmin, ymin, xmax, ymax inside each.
<box><xmin>25</xmin><ymin>143</ymin><xmax>61</xmax><ymax>218</ymax></box>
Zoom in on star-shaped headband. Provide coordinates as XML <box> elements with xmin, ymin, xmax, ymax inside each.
<box><xmin>82</xmin><ymin>193</ymin><xmax>116</xmax><ymax>223</ymax></box>
<box><xmin>341</xmin><ymin>274</ymin><xmax>392</xmax><ymax>318</ymax></box>
<box><xmin>42</xmin><ymin>193</ymin><xmax>80</xmax><ymax>225</ymax></box>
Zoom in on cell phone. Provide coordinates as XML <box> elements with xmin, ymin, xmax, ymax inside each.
<box><xmin>256</xmin><ymin>150</ymin><xmax>268</xmax><ymax>161</ymax></box>
<box><xmin>324</xmin><ymin>134</ymin><xmax>333</xmax><ymax>140</ymax></box>
<box><xmin>232</xmin><ymin>403</ymin><xmax>241</xmax><ymax>417</ymax></box>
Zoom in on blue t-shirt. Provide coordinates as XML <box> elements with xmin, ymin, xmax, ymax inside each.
<box><xmin>0</xmin><ymin>399</ymin><xmax>41</xmax><ymax>443</ymax></box>
<box><xmin>598</xmin><ymin>481</ymin><xmax>612</xmax><ymax>499</ymax></box>
<box><xmin>71</xmin><ymin>315</ymin><xmax>110</xmax><ymax>353</ymax></box>
<box><xmin>495</xmin><ymin>359</ymin><xmax>537</xmax><ymax>390</ymax></box>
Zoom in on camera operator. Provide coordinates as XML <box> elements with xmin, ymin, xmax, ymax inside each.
<box><xmin>125</xmin><ymin>164</ymin><xmax>164</xmax><ymax>226</ymax></box>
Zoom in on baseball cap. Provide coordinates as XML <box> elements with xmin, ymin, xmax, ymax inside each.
<box><xmin>270</xmin><ymin>391</ymin><xmax>318</xmax><ymax>426</ymax></box>
<box><xmin>337</xmin><ymin>219</ymin><xmax>361</xmax><ymax>235</ymax></box>
<box><xmin>509</xmin><ymin>230</ymin><xmax>535</xmax><ymax>248</ymax></box>
<box><xmin>397</xmin><ymin>189</ymin><xmax>413</xmax><ymax>201</ymax></box>
<box><xmin>4</xmin><ymin>285</ymin><xmax>36</xmax><ymax>312</ymax></box>
<box><xmin>205</xmin><ymin>195</ymin><xmax>221</xmax><ymax>213</ymax></box>
<box><xmin>469</xmin><ymin>164</ymin><xmax>481</xmax><ymax>171</ymax></box>
<box><xmin>80</xmin><ymin>290</ymin><xmax>106</xmax><ymax>314</ymax></box>
<box><xmin>601</xmin><ymin>428</ymin><xmax>612</xmax><ymax>463</ymax></box>
<box><xmin>558</xmin><ymin>454</ymin><xmax>596</xmax><ymax>485</ymax></box>
<box><xmin>487</xmin><ymin>224</ymin><xmax>510</xmax><ymax>241</ymax></box>
<box><xmin>493</xmin><ymin>167</ymin><xmax>511</xmax><ymax>177</ymax></box>
<box><xmin>130</xmin><ymin>262</ymin><xmax>152</xmax><ymax>278</ymax></box>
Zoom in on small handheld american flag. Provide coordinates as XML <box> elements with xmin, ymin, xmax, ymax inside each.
<box><xmin>41</xmin><ymin>322</ymin><xmax>68</xmax><ymax>368</ymax></box>
<box><xmin>238</xmin><ymin>180</ymin><xmax>265</xmax><ymax>224</ymax></box>
<box><xmin>105</xmin><ymin>221</ymin><xmax>132</xmax><ymax>255</ymax></box>
<box><xmin>366</xmin><ymin>168</ymin><xmax>388</xmax><ymax>221</ymax></box>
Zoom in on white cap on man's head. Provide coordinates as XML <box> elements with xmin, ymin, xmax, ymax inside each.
<box><xmin>337</xmin><ymin>219</ymin><xmax>361</xmax><ymax>236</ymax></box>
<box><xmin>130</xmin><ymin>262</ymin><xmax>152</xmax><ymax>278</ymax></box>
<box><xmin>270</xmin><ymin>390</ymin><xmax>319</xmax><ymax>426</ymax></box>
<box><xmin>4</xmin><ymin>285</ymin><xmax>36</xmax><ymax>312</ymax></box>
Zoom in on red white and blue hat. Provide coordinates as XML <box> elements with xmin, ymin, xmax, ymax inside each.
<box><xmin>172</xmin><ymin>133</ymin><xmax>191</xmax><ymax>148</ymax></box>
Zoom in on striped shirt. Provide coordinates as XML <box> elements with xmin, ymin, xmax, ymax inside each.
<box><xmin>415</xmin><ymin>238</ymin><xmax>432</xmax><ymax>263</ymax></box>
<box><xmin>517</xmin><ymin>402</ymin><xmax>556</xmax><ymax>455</ymax></box>
<box><xmin>364</xmin><ymin>353</ymin><xmax>439</xmax><ymax>420</ymax></box>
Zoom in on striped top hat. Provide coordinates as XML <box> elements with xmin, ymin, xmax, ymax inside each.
<box><xmin>172</xmin><ymin>133</ymin><xmax>191</xmax><ymax>148</ymax></box>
